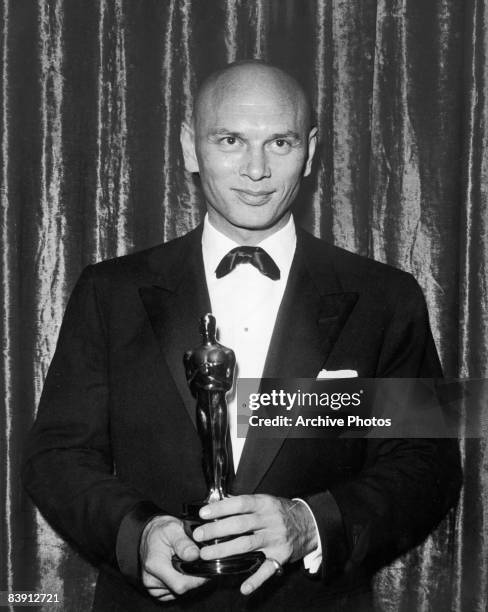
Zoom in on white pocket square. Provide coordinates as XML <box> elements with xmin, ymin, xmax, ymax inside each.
<box><xmin>317</xmin><ymin>369</ymin><xmax>358</xmax><ymax>379</ymax></box>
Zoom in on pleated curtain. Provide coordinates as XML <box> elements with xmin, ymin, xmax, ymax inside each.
<box><xmin>0</xmin><ymin>1</ymin><xmax>486</xmax><ymax>610</ymax></box>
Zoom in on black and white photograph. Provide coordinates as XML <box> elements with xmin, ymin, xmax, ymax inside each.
<box><xmin>0</xmin><ymin>1</ymin><xmax>486</xmax><ymax>611</ymax></box>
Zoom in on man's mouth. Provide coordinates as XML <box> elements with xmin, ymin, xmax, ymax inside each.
<box><xmin>231</xmin><ymin>188</ymin><xmax>276</xmax><ymax>205</ymax></box>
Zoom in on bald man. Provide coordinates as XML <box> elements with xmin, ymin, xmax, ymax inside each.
<box><xmin>23</xmin><ymin>61</ymin><xmax>461</xmax><ymax>611</ymax></box>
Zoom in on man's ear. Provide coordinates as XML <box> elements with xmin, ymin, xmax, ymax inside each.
<box><xmin>303</xmin><ymin>126</ymin><xmax>318</xmax><ymax>177</ymax></box>
<box><xmin>180</xmin><ymin>121</ymin><xmax>199</xmax><ymax>173</ymax></box>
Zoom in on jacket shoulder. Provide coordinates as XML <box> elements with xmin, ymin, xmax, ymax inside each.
<box><xmin>85</xmin><ymin>227</ymin><xmax>201</xmax><ymax>286</ymax></box>
<box><xmin>300</xmin><ymin>229</ymin><xmax>425</xmax><ymax>303</ymax></box>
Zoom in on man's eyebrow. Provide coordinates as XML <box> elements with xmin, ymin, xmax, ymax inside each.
<box><xmin>208</xmin><ymin>128</ymin><xmax>302</xmax><ymax>140</ymax></box>
<box><xmin>266</xmin><ymin>131</ymin><xmax>301</xmax><ymax>141</ymax></box>
<box><xmin>209</xmin><ymin>128</ymin><xmax>242</xmax><ymax>136</ymax></box>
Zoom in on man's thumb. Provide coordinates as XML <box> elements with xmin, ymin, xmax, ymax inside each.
<box><xmin>171</xmin><ymin>528</ymin><xmax>200</xmax><ymax>561</ymax></box>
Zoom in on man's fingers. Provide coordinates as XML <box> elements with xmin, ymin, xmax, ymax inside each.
<box><xmin>199</xmin><ymin>494</ymin><xmax>260</xmax><ymax>519</ymax></box>
<box><xmin>141</xmin><ymin>517</ymin><xmax>207</xmax><ymax>597</ymax></box>
<box><xmin>145</xmin><ymin>552</ymin><xmax>207</xmax><ymax>592</ymax></box>
<box><xmin>200</xmin><ymin>533</ymin><xmax>264</xmax><ymax>560</ymax></box>
<box><xmin>141</xmin><ymin>569</ymin><xmax>176</xmax><ymax>601</ymax></box>
<box><xmin>141</xmin><ymin>570</ymin><xmax>166</xmax><ymax>589</ymax></box>
<box><xmin>240</xmin><ymin>558</ymin><xmax>283</xmax><ymax>596</ymax></box>
<box><xmin>146</xmin><ymin>586</ymin><xmax>175</xmax><ymax>601</ymax></box>
<box><xmin>142</xmin><ymin>580</ymin><xmax>175</xmax><ymax>602</ymax></box>
<box><xmin>156</xmin><ymin>592</ymin><xmax>176</xmax><ymax>602</ymax></box>
<box><xmin>193</xmin><ymin>513</ymin><xmax>256</xmax><ymax>542</ymax></box>
<box><xmin>166</xmin><ymin>574</ymin><xmax>207</xmax><ymax>596</ymax></box>
<box><xmin>146</xmin><ymin>561</ymin><xmax>207</xmax><ymax>596</ymax></box>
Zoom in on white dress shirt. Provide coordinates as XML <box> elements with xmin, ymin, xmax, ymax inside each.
<box><xmin>201</xmin><ymin>214</ymin><xmax>322</xmax><ymax>573</ymax></box>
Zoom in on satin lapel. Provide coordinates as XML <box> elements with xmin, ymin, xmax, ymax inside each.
<box><xmin>232</xmin><ymin>231</ymin><xmax>358</xmax><ymax>495</ymax></box>
<box><xmin>138</xmin><ymin>231</ymin><xmax>211</xmax><ymax>428</ymax></box>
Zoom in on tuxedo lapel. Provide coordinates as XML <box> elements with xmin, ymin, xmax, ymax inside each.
<box><xmin>138</xmin><ymin>227</ymin><xmax>211</xmax><ymax>428</ymax></box>
<box><xmin>232</xmin><ymin>230</ymin><xmax>358</xmax><ymax>494</ymax></box>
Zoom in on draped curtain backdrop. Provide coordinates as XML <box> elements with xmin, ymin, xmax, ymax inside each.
<box><xmin>1</xmin><ymin>1</ymin><xmax>487</xmax><ymax>610</ymax></box>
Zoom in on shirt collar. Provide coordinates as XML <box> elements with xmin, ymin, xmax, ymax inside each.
<box><xmin>201</xmin><ymin>214</ymin><xmax>297</xmax><ymax>279</ymax></box>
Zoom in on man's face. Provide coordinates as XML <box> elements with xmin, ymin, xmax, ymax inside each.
<box><xmin>182</xmin><ymin>80</ymin><xmax>317</xmax><ymax>242</ymax></box>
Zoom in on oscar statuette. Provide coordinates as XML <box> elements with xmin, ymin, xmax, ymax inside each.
<box><xmin>172</xmin><ymin>313</ymin><xmax>265</xmax><ymax>577</ymax></box>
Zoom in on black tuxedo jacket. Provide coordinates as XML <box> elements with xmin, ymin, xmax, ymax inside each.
<box><xmin>22</xmin><ymin>225</ymin><xmax>461</xmax><ymax>611</ymax></box>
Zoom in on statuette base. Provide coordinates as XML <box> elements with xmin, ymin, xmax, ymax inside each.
<box><xmin>172</xmin><ymin>551</ymin><xmax>265</xmax><ymax>577</ymax></box>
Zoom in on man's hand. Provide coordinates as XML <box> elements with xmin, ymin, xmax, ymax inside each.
<box><xmin>193</xmin><ymin>495</ymin><xmax>318</xmax><ymax>595</ymax></box>
<box><xmin>139</xmin><ymin>515</ymin><xmax>207</xmax><ymax>602</ymax></box>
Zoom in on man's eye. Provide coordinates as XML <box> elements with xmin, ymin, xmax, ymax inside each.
<box><xmin>271</xmin><ymin>139</ymin><xmax>291</xmax><ymax>152</ymax></box>
<box><xmin>220</xmin><ymin>136</ymin><xmax>238</xmax><ymax>146</ymax></box>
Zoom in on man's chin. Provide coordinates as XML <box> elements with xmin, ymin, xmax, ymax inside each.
<box><xmin>228</xmin><ymin>214</ymin><xmax>290</xmax><ymax>233</ymax></box>
<box><xmin>227</xmin><ymin>209</ymin><xmax>291</xmax><ymax>231</ymax></box>
<box><xmin>205</xmin><ymin>200</ymin><xmax>293</xmax><ymax>239</ymax></box>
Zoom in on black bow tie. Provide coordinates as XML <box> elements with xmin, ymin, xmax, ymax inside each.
<box><xmin>215</xmin><ymin>246</ymin><xmax>281</xmax><ymax>281</ymax></box>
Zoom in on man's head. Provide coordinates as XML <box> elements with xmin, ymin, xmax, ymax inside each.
<box><xmin>181</xmin><ymin>61</ymin><xmax>317</xmax><ymax>244</ymax></box>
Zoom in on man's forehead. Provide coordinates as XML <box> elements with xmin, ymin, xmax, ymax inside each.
<box><xmin>196</xmin><ymin>88</ymin><xmax>305</xmax><ymax>132</ymax></box>
<box><xmin>207</xmin><ymin>99</ymin><xmax>300</xmax><ymax>121</ymax></box>
<box><xmin>193</xmin><ymin>63</ymin><xmax>311</xmax><ymax>131</ymax></box>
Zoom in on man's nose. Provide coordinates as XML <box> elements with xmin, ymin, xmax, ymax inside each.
<box><xmin>240</xmin><ymin>146</ymin><xmax>271</xmax><ymax>181</ymax></box>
